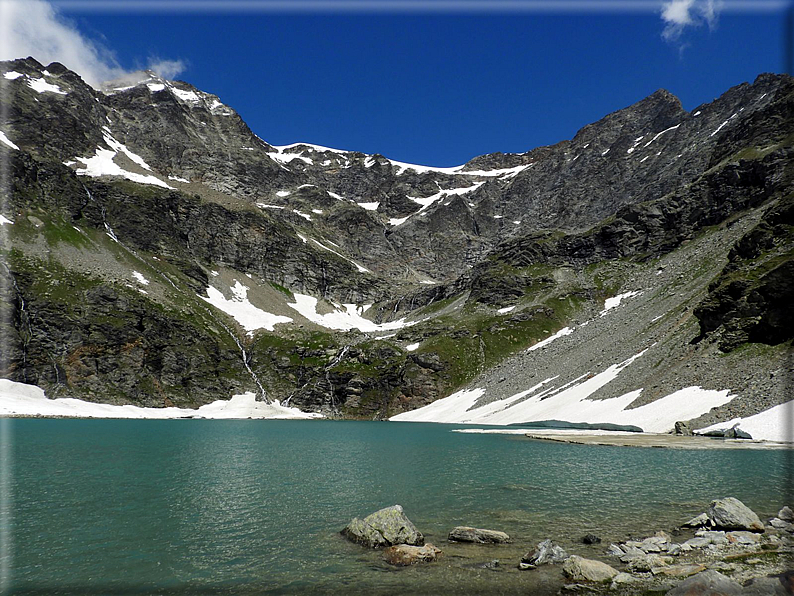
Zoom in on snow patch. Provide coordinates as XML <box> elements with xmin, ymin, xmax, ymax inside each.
<box><xmin>168</xmin><ymin>175</ymin><xmax>190</xmax><ymax>183</ymax></box>
<box><xmin>497</xmin><ymin>306</ymin><xmax>516</xmax><ymax>314</ymax></box>
<box><xmin>307</xmin><ymin>238</ymin><xmax>369</xmax><ymax>273</ymax></box>
<box><xmin>0</xmin><ymin>131</ymin><xmax>19</xmax><ymax>150</ymax></box>
<box><xmin>276</xmin><ymin>190</ymin><xmax>291</xmax><ymax>197</ymax></box>
<box><xmin>287</xmin><ymin>293</ymin><xmax>411</xmax><ymax>332</ymax></box>
<box><xmin>170</xmin><ymin>87</ymin><xmax>200</xmax><ymax>102</ymax></box>
<box><xmin>528</xmin><ymin>327</ymin><xmax>573</xmax><ymax>351</ymax></box>
<box><xmin>406</xmin><ymin>342</ymin><xmax>420</xmax><ymax>352</ymax></box>
<box><xmin>393</xmin><ymin>357</ymin><xmax>737</xmax><ymax>433</ymax></box>
<box><xmin>200</xmin><ymin>281</ymin><xmax>293</xmax><ymax>334</ymax></box>
<box><xmin>695</xmin><ymin>400</ymin><xmax>793</xmax><ymax>443</ymax></box>
<box><xmin>28</xmin><ymin>77</ymin><xmax>66</xmax><ymax>95</ymax></box>
<box><xmin>0</xmin><ymin>215</ymin><xmax>14</xmax><ymax>226</ymax></box>
<box><xmin>0</xmin><ymin>380</ymin><xmax>319</xmax><ymax>420</ymax></box>
<box><xmin>3</xmin><ymin>71</ymin><xmax>23</xmax><ymax>80</ymax></box>
<box><xmin>643</xmin><ymin>124</ymin><xmax>680</xmax><ymax>148</ymax></box>
<box><xmin>147</xmin><ymin>83</ymin><xmax>165</xmax><ymax>92</ymax></box>
<box><xmin>710</xmin><ymin>114</ymin><xmax>738</xmax><ymax>137</ymax></box>
<box><xmin>357</xmin><ymin>202</ymin><xmax>379</xmax><ymax>211</ymax></box>
<box><xmin>132</xmin><ymin>271</ymin><xmax>150</xmax><ymax>285</ymax></box>
<box><xmin>600</xmin><ymin>291</ymin><xmax>642</xmax><ymax>316</ymax></box>
<box><xmin>72</xmin><ymin>131</ymin><xmax>171</xmax><ymax>189</ymax></box>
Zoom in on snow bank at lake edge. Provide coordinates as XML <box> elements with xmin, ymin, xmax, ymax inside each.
<box><xmin>0</xmin><ymin>379</ymin><xmax>321</xmax><ymax>420</ymax></box>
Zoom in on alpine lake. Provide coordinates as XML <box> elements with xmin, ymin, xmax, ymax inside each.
<box><xmin>4</xmin><ymin>419</ymin><xmax>790</xmax><ymax>594</ymax></box>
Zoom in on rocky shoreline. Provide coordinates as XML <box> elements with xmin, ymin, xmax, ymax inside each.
<box><xmin>341</xmin><ymin>499</ymin><xmax>793</xmax><ymax>595</ymax></box>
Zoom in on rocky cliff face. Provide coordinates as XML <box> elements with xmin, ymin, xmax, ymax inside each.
<box><xmin>1</xmin><ymin>56</ymin><xmax>791</xmax><ymax>423</ymax></box>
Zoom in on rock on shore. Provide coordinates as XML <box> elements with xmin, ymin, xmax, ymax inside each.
<box><xmin>562</xmin><ymin>555</ymin><xmax>619</xmax><ymax>583</ymax></box>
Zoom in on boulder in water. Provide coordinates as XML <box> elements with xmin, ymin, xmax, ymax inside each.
<box><xmin>520</xmin><ymin>539</ymin><xmax>569</xmax><ymax>568</ymax></box>
<box><xmin>448</xmin><ymin>526</ymin><xmax>510</xmax><ymax>544</ymax></box>
<box><xmin>383</xmin><ymin>543</ymin><xmax>442</xmax><ymax>566</ymax></box>
<box><xmin>341</xmin><ymin>505</ymin><xmax>424</xmax><ymax>548</ymax></box>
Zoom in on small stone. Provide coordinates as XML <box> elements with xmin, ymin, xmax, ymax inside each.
<box><xmin>383</xmin><ymin>543</ymin><xmax>442</xmax><ymax>566</ymax></box>
<box><xmin>778</xmin><ymin>506</ymin><xmax>793</xmax><ymax>521</ymax></box>
<box><xmin>726</xmin><ymin>530</ymin><xmax>761</xmax><ymax>544</ymax></box>
<box><xmin>521</xmin><ymin>539</ymin><xmax>569</xmax><ymax>566</ymax></box>
<box><xmin>683</xmin><ymin>512</ymin><xmax>710</xmax><ymax>528</ymax></box>
<box><xmin>769</xmin><ymin>518</ymin><xmax>793</xmax><ymax>531</ymax></box>
<box><xmin>448</xmin><ymin>526</ymin><xmax>510</xmax><ymax>544</ymax></box>
<box><xmin>582</xmin><ymin>534</ymin><xmax>601</xmax><ymax>545</ymax></box>
<box><xmin>666</xmin><ymin>543</ymin><xmax>682</xmax><ymax>556</ymax></box>
<box><xmin>707</xmin><ymin>561</ymin><xmax>737</xmax><ymax>572</ymax></box>
<box><xmin>653</xmin><ymin>563</ymin><xmax>706</xmax><ymax>577</ymax></box>
<box><xmin>627</xmin><ymin>554</ymin><xmax>672</xmax><ymax>573</ymax></box>
<box><xmin>562</xmin><ymin>555</ymin><xmax>619</xmax><ymax>583</ymax></box>
<box><xmin>695</xmin><ymin>530</ymin><xmax>728</xmax><ymax>545</ymax></box>
<box><xmin>610</xmin><ymin>572</ymin><xmax>639</xmax><ymax>587</ymax></box>
<box><xmin>682</xmin><ymin>537</ymin><xmax>710</xmax><ymax>549</ymax></box>
<box><xmin>606</xmin><ymin>543</ymin><xmax>624</xmax><ymax>556</ymax></box>
<box><xmin>619</xmin><ymin>545</ymin><xmax>647</xmax><ymax>562</ymax></box>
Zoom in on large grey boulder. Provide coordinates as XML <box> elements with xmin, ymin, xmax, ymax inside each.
<box><xmin>562</xmin><ymin>555</ymin><xmax>619</xmax><ymax>583</ymax></box>
<box><xmin>520</xmin><ymin>539</ymin><xmax>569</xmax><ymax>568</ymax></box>
<box><xmin>383</xmin><ymin>543</ymin><xmax>442</xmax><ymax>566</ymax></box>
<box><xmin>448</xmin><ymin>526</ymin><xmax>510</xmax><ymax>544</ymax></box>
<box><xmin>665</xmin><ymin>569</ymin><xmax>742</xmax><ymax>595</ymax></box>
<box><xmin>341</xmin><ymin>505</ymin><xmax>424</xmax><ymax>548</ymax></box>
<box><xmin>707</xmin><ymin>497</ymin><xmax>764</xmax><ymax>532</ymax></box>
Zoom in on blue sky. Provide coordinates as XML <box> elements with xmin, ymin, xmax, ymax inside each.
<box><xmin>3</xmin><ymin>1</ymin><xmax>790</xmax><ymax>166</ymax></box>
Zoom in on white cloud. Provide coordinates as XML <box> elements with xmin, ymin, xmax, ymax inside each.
<box><xmin>0</xmin><ymin>0</ymin><xmax>184</xmax><ymax>88</ymax></box>
<box><xmin>147</xmin><ymin>58</ymin><xmax>186</xmax><ymax>79</ymax></box>
<box><xmin>661</xmin><ymin>0</ymin><xmax>724</xmax><ymax>42</ymax></box>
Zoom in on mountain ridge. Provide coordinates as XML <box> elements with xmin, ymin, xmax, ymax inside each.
<box><xmin>1</xmin><ymin>56</ymin><xmax>791</xmax><ymax>433</ymax></box>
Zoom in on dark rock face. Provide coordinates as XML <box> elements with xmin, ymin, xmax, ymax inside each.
<box><xmin>694</xmin><ymin>193</ymin><xmax>794</xmax><ymax>351</ymax></box>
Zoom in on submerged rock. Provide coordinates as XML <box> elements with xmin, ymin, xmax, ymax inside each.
<box><xmin>562</xmin><ymin>555</ymin><xmax>619</xmax><ymax>583</ymax></box>
<box><xmin>665</xmin><ymin>569</ymin><xmax>743</xmax><ymax>595</ymax></box>
<box><xmin>707</xmin><ymin>497</ymin><xmax>764</xmax><ymax>532</ymax></box>
<box><xmin>447</xmin><ymin>526</ymin><xmax>510</xmax><ymax>544</ymax></box>
<box><xmin>341</xmin><ymin>505</ymin><xmax>424</xmax><ymax>548</ymax></box>
<box><xmin>582</xmin><ymin>534</ymin><xmax>602</xmax><ymax>545</ymax></box>
<box><xmin>383</xmin><ymin>543</ymin><xmax>442</xmax><ymax>566</ymax></box>
<box><xmin>520</xmin><ymin>539</ymin><xmax>569</xmax><ymax>568</ymax></box>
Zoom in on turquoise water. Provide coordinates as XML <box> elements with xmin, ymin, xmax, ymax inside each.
<box><xmin>3</xmin><ymin>420</ymin><xmax>790</xmax><ymax>594</ymax></box>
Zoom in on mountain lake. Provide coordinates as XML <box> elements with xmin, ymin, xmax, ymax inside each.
<box><xmin>3</xmin><ymin>419</ymin><xmax>790</xmax><ymax>594</ymax></box>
